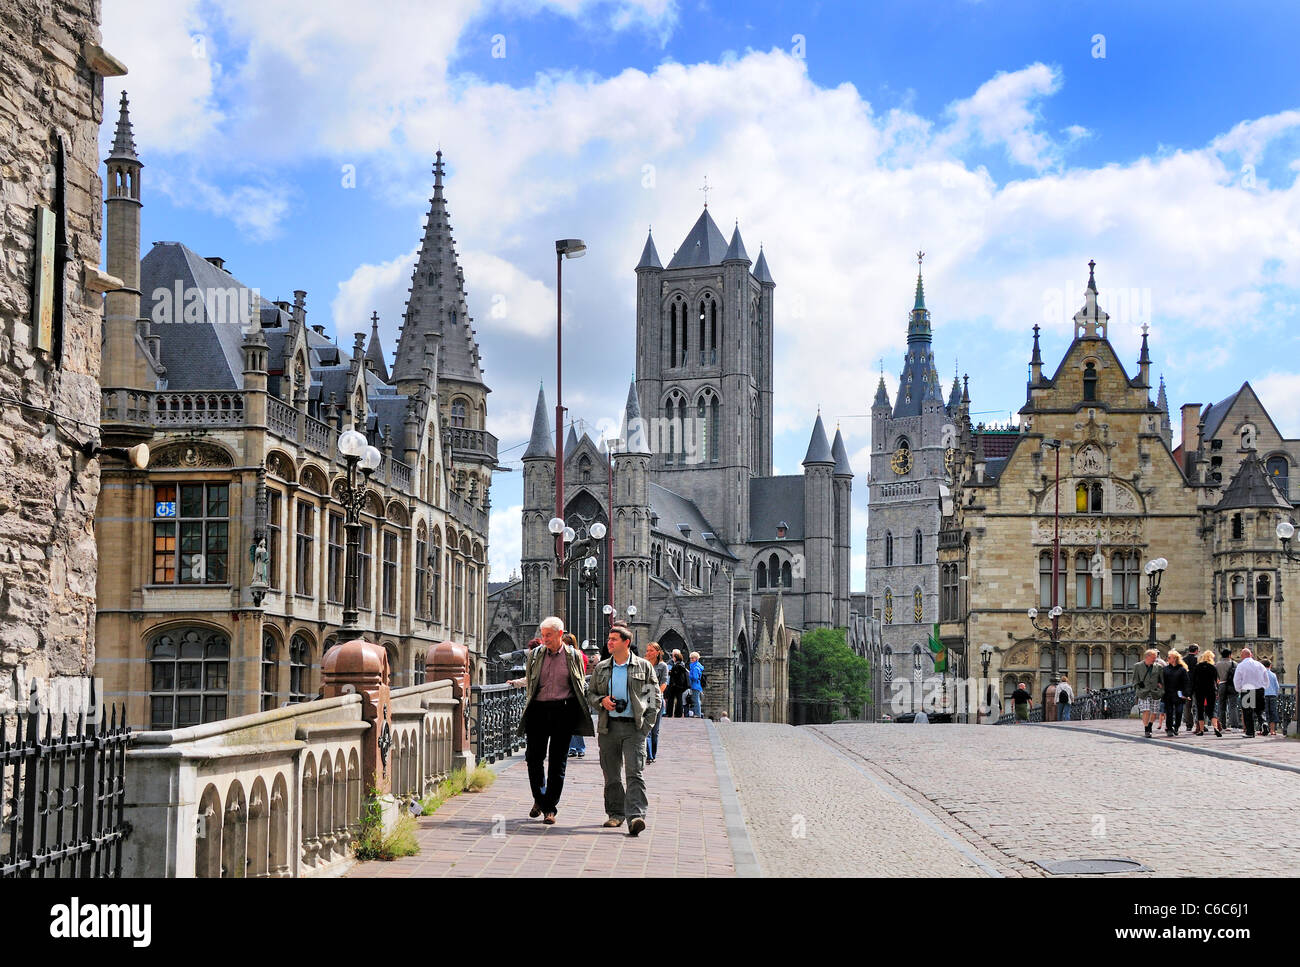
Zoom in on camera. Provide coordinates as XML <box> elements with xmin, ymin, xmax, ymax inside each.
<box><xmin>612</xmin><ymin>698</ymin><xmax>628</xmax><ymax>713</ymax></box>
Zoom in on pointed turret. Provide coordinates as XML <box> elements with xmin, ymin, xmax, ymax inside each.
<box><xmin>636</xmin><ymin>229</ymin><xmax>662</xmax><ymax>271</ymax></box>
<box><xmin>873</xmin><ymin>374</ymin><xmax>890</xmax><ymax>410</ymax></box>
<box><xmin>723</xmin><ymin>223</ymin><xmax>750</xmax><ymax>264</ymax></box>
<box><xmin>895</xmin><ymin>253</ymin><xmax>936</xmax><ymax>418</ymax></box>
<box><xmin>802</xmin><ymin>412</ymin><xmax>835</xmax><ymax>466</ymax></box>
<box><xmin>752</xmin><ymin>246</ymin><xmax>774</xmax><ymax>285</ymax></box>
<box><xmin>522</xmin><ymin>385</ymin><xmax>554</xmax><ymax>460</ymax></box>
<box><xmin>947</xmin><ymin>373</ymin><xmax>962</xmax><ymax>411</ymax></box>
<box><xmin>1138</xmin><ymin>326</ymin><xmax>1152</xmax><ymax>388</ymax></box>
<box><xmin>564</xmin><ymin>424</ymin><xmax>578</xmax><ymax>460</ymax></box>
<box><xmin>831</xmin><ymin>428</ymin><xmax>854</xmax><ymax>478</ymax></box>
<box><xmin>393</xmin><ymin>151</ymin><xmax>485</xmax><ymax>388</ymax></box>
<box><xmin>365</xmin><ymin>311</ymin><xmax>390</xmax><ymax>382</ymax></box>
<box><xmin>109</xmin><ymin>90</ymin><xmax>139</xmax><ymax>162</ymax></box>
<box><xmin>1074</xmin><ymin>259</ymin><xmax>1109</xmax><ymax>340</ymax></box>
<box><xmin>620</xmin><ymin>380</ymin><xmax>651</xmax><ymax>454</ymax></box>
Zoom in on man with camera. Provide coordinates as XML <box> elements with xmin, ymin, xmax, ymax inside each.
<box><xmin>588</xmin><ymin>625</ymin><xmax>661</xmax><ymax>835</ymax></box>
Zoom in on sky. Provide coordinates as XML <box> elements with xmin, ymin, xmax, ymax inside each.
<box><xmin>101</xmin><ymin>0</ymin><xmax>1300</xmax><ymax>590</ymax></box>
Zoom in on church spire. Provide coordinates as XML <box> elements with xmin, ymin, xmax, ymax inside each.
<box><xmin>392</xmin><ymin>151</ymin><xmax>484</xmax><ymax>388</ymax></box>
<box><xmin>908</xmin><ymin>250</ymin><xmax>931</xmax><ymax>342</ymax></box>
<box><xmin>365</xmin><ymin>310</ymin><xmax>389</xmax><ymax>383</ymax></box>
<box><xmin>522</xmin><ymin>385</ymin><xmax>554</xmax><ymax>460</ymax></box>
<box><xmin>636</xmin><ymin>228</ymin><xmax>662</xmax><ymax>271</ymax></box>
<box><xmin>109</xmin><ymin>90</ymin><xmax>138</xmax><ymax>161</ymax></box>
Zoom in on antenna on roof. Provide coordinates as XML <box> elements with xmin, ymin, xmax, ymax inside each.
<box><xmin>700</xmin><ymin>174</ymin><xmax>711</xmax><ymax>209</ymax></box>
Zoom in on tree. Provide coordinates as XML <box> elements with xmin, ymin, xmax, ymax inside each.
<box><xmin>789</xmin><ymin>627</ymin><xmax>871</xmax><ymax>724</ymax></box>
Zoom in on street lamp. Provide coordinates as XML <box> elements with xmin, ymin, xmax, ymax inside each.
<box><xmin>978</xmin><ymin>643</ymin><xmax>994</xmax><ymax>724</ymax></box>
<box><xmin>1144</xmin><ymin>556</ymin><xmax>1168</xmax><ymax>648</ymax></box>
<box><xmin>1276</xmin><ymin>520</ymin><xmax>1300</xmax><ymax>562</ymax></box>
<box><xmin>553</xmin><ymin>237</ymin><xmax>587</xmax><ymax>624</ymax></box>
<box><xmin>339</xmin><ymin>427</ymin><xmax>382</xmax><ymax>636</ymax></box>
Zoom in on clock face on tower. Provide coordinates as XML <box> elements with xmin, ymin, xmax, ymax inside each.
<box><xmin>891</xmin><ymin>447</ymin><xmax>913</xmax><ymax>475</ymax></box>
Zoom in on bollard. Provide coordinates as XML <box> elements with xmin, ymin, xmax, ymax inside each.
<box><xmin>1044</xmin><ymin>683</ymin><xmax>1058</xmax><ymax>722</ymax></box>
<box><xmin>428</xmin><ymin>641</ymin><xmax>475</xmax><ymax>773</ymax></box>
<box><xmin>322</xmin><ymin>638</ymin><xmax>393</xmax><ymax>795</ymax></box>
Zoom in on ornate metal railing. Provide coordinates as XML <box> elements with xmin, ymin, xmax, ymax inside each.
<box><xmin>267</xmin><ymin>396</ymin><xmax>298</xmax><ymax>441</ymax></box>
<box><xmin>468</xmin><ymin>684</ymin><xmax>526</xmax><ymax>764</ymax></box>
<box><xmin>1</xmin><ymin>690</ymin><xmax>131</xmax><ymax>878</ymax></box>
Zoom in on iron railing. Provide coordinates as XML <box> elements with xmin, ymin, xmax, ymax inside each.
<box><xmin>1</xmin><ymin>695</ymin><xmax>131</xmax><ymax>878</ymax></box>
<box><xmin>468</xmin><ymin>684</ymin><xmax>526</xmax><ymax>764</ymax></box>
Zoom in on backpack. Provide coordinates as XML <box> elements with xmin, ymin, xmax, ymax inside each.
<box><xmin>1058</xmin><ymin>687</ymin><xmax>1071</xmax><ymax>705</ymax></box>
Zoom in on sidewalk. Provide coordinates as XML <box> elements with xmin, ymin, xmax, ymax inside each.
<box><xmin>1046</xmin><ymin>716</ymin><xmax>1300</xmax><ymax>773</ymax></box>
<box><xmin>347</xmin><ymin>717</ymin><xmax>736</xmax><ymax>878</ymax></box>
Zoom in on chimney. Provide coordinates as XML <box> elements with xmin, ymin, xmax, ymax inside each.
<box><xmin>1181</xmin><ymin>403</ymin><xmax>1201</xmax><ymax>471</ymax></box>
<box><xmin>292</xmin><ymin>290</ymin><xmax>307</xmax><ymax>327</ymax></box>
<box><xmin>205</xmin><ymin>256</ymin><xmax>226</xmax><ymax>271</ymax></box>
<box><xmin>311</xmin><ymin>324</ymin><xmax>325</xmax><ymax>335</ymax></box>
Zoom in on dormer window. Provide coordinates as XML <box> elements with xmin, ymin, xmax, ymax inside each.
<box><xmin>1082</xmin><ymin>362</ymin><xmax>1098</xmax><ymax>401</ymax></box>
<box><xmin>777</xmin><ymin>521</ymin><xmax>787</xmax><ymax>539</ymax></box>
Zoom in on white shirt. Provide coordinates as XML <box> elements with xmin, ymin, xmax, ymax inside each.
<box><xmin>1055</xmin><ymin>682</ymin><xmax>1074</xmax><ymax>703</ymax></box>
<box><xmin>1233</xmin><ymin>657</ymin><xmax>1270</xmax><ymax>692</ymax></box>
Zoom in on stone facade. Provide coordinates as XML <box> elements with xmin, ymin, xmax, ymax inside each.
<box><xmin>487</xmin><ymin>210</ymin><xmax>854</xmax><ymax>722</ymax></box>
<box><xmin>0</xmin><ymin>1</ymin><xmax>126</xmax><ymax>715</ymax></box>
<box><xmin>93</xmin><ymin>131</ymin><xmax>494</xmax><ymax>732</ymax></box>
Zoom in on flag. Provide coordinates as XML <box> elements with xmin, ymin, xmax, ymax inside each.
<box><xmin>928</xmin><ymin>623</ymin><xmax>947</xmax><ymax>673</ymax></box>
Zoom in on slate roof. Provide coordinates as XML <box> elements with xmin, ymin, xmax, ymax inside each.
<box><xmin>620</xmin><ymin>380</ymin><xmax>651</xmax><ymax>454</ymax></box>
<box><xmin>831</xmin><ymin>428</ymin><xmax>853</xmax><ymax>477</ymax></box>
<box><xmin>723</xmin><ymin>225</ymin><xmax>750</xmax><ymax>263</ymax></box>
<box><xmin>802</xmin><ymin>413</ymin><xmax>834</xmax><ymax>465</ymax></box>
<box><xmin>748</xmin><ymin>475</ymin><xmax>806</xmax><ymax>542</ymax></box>
<box><xmin>1201</xmin><ymin>384</ymin><xmax>1247</xmax><ymax>442</ymax></box>
<box><xmin>752</xmin><ymin>248</ymin><xmax>774</xmax><ymax>285</ymax></box>
<box><xmin>523</xmin><ymin>385</ymin><xmax>554</xmax><ymax>459</ymax></box>
<box><xmin>636</xmin><ymin>231</ymin><xmax>662</xmax><ymax>271</ymax></box>
<box><xmin>1217</xmin><ymin>453</ymin><xmax>1292</xmax><ymax>511</ymax></box>
<box><xmin>649</xmin><ymin>483</ymin><xmax>734</xmax><ymax>557</ymax></box>
<box><xmin>666</xmin><ymin>209</ymin><xmax>730</xmax><ymax>269</ymax></box>
<box><xmin>141</xmin><ymin>242</ymin><xmax>261</xmax><ymax>390</ymax></box>
<box><xmin>976</xmin><ymin>431</ymin><xmax>1021</xmax><ymax>460</ymax></box>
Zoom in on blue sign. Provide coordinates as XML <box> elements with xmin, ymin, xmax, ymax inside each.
<box><xmin>155</xmin><ymin>501</ymin><xmax>176</xmax><ymax>518</ymax></box>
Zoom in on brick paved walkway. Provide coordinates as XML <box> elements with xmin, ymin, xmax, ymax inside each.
<box><xmin>348</xmin><ymin>717</ymin><xmax>735</xmax><ymax>878</ymax></box>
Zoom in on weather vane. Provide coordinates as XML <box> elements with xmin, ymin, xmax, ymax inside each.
<box><xmin>700</xmin><ymin>175</ymin><xmax>711</xmax><ymax>208</ymax></box>
<box><xmin>917</xmin><ymin>250</ymin><xmax>925</xmax><ymax>267</ymax></box>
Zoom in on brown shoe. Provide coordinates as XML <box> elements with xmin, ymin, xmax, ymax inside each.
<box><xmin>628</xmin><ymin>817</ymin><xmax>646</xmax><ymax>837</ymax></box>
<box><xmin>529</xmin><ymin>802</ymin><xmax>542</xmax><ymax>818</ymax></box>
<box><xmin>543</xmin><ymin>813</ymin><xmax>557</xmax><ymax>824</ymax></box>
<box><xmin>603</xmin><ymin>818</ymin><xmax>624</xmax><ymax>828</ymax></box>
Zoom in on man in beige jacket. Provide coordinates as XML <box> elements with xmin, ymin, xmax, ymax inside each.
<box><xmin>587</xmin><ymin>626</ymin><xmax>661</xmax><ymax>835</ymax></box>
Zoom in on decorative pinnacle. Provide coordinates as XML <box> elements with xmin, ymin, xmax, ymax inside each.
<box><xmin>433</xmin><ymin>150</ymin><xmax>444</xmax><ymax>190</ymax></box>
<box><xmin>1087</xmin><ymin>259</ymin><xmax>1097</xmax><ymax>291</ymax></box>
<box><xmin>110</xmin><ymin>90</ymin><xmax>138</xmax><ymax>159</ymax></box>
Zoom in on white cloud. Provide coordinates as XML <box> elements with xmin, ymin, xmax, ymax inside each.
<box><xmin>459</xmin><ymin>252</ymin><xmax>555</xmax><ymax>337</ymax></box>
<box><xmin>331</xmin><ymin>246</ymin><xmax>419</xmax><ymax>349</ymax></box>
<box><xmin>488</xmin><ymin>503</ymin><xmax>523</xmax><ymax>582</ymax></box>
<box><xmin>1252</xmin><ymin>373</ymin><xmax>1300</xmax><ymax>438</ymax></box>
<box><xmin>937</xmin><ymin>63</ymin><xmax>1065</xmax><ymax>170</ymax></box>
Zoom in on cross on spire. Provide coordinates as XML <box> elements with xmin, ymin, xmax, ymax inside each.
<box><xmin>700</xmin><ymin>174</ymin><xmax>712</xmax><ymax>208</ymax></box>
<box><xmin>917</xmin><ymin>250</ymin><xmax>925</xmax><ymax>267</ymax></box>
<box><xmin>371</xmin><ymin>310</ymin><xmax>380</xmax><ymax>329</ymax></box>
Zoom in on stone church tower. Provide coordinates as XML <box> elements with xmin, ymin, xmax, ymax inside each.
<box><xmin>867</xmin><ymin>260</ymin><xmax>953</xmax><ymax>711</ymax></box>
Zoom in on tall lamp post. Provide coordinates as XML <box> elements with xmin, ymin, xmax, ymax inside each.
<box><xmin>978</xmin><ymin>643</ymin><xmax>993</xmax><ymax>724</ymax></box>
<box><xmin>338</xmin><ymin>427</ymin><xmax>382</xmax><ymax>637</ymax></box>
<box><xmin>1144</xmin><ymin>556</ymin><xmax>1168</xmax><ymax>649</ymax></box>
<box><xmin>553</xmin><ymin>237</ymin><xmax>587</xmax><ymax>622</ymax></box>
<box><xmin>550</xmin><ymin>515</ymin><xmax>604</xmax><ymax>626</ymax></box>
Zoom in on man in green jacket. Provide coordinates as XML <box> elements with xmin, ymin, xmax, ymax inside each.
<box><xmin>588</xmin><ymin>625</ymin><xmax>661</xmax><ymax>836</ymax></box>
<box><xmin>1133</xmin><ymin>648</ymin><xmax>1165</xmax><ymax>738</ymax></box>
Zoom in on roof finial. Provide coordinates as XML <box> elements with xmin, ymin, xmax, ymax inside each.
<box><xmin>433</xmin><ymin>150</ymin><xmax>444</xmax><ymax>189</ymax></box>
<box><xmin>700</xmin><ymin>174</ymin><xmax>711</xmax><ymax>209</ymax></box>
<box><xmin>917</xmin><ymin>249</ymin><xmax>925</xmax><ymax>267</ymax></box>
<box><xmin>371</xmin><ymin>310</ymin><xmax>380</xmax><ymax>332</ymax></box>
<box><xmin>1087</xmin><ymin>259</ymin><xmax>1097</xmax><ymax>291</ymax></box>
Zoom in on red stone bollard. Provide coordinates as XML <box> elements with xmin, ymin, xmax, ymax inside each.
<box><xmin>427</xmin><ymin>641</ymin><xmax>470</xmax><ymax>755</ymax></box>
<box><xmin>1044</xmin><ymin>683</ymin><xmax>1058</xmax><ymax>722</ymax></box>
<box><xmin>323</xmin><ymin>638</ymin><xmax>393</xmax><ymax>794</ymax></box>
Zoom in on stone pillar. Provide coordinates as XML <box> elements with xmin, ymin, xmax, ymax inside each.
<box><xmin>1044</xmin><ymin>682</ymin><xmax>1058</xmax><ymax>722</ymax></box>
<box><xmin>428</xmin><ymin>641</ymin><xmax>475</xmax><ymax>772</ymax></box>
<box><xmin>322</xmin><ymin>638</ymin><xmax>393</xmax><ymax>793</ymax></box>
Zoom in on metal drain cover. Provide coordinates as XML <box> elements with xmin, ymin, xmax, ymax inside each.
<box><xmin>1036</xmin><ymin>858</ymin><xmax>1150</xmax><ymax>875</ymax></box>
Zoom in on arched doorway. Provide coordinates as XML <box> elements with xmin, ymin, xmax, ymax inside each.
<box><xmin>735</xmin><ymin>631</ymin><xmax>751</xmax><ymax>722</ymax></box>
<box><xmin>487</xmin><ymin>631</ymin><xmax>517</xmax><ymax>685</ymax></box>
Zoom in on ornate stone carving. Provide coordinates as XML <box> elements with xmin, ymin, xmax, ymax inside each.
<box><xmin>1112</xmin><ymin>484</ymin><xmax>1138</xmax><ymax>513</ymax></box>
<box><xmin>1033</xmin><ymin>515</ymin><xmax>1142</xmax><ymax>545</ymax></box>
<box><xmin>1074</xmin><ymin>443</ymin><xmax>1105</xmax><ymax>476</ymax></box>
<box><xmin>1006</xmin><ymin>643</ymin><xmax>1034</xmax><ymax>667</ymax></box>
<box><xmin>150</xmin><ymin>441</ymin><xmax>234</xmax><ymax>469</ymax></box>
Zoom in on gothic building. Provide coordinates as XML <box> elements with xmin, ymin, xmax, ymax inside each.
<box><xmin>486</xmin><ymin>208</ymin><xmax>853</xmax><ymax>722</ymax></box>
<box><xmin>94</xmin><ymin>103</ymin><xmax>494</xmax><ymax>731</ymax></box>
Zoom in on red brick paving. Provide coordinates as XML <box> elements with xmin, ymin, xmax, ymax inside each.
<box><xmin>347</xmin><ymin>717</ymin><xmax>735</xmax><ymax>878</ymax></box>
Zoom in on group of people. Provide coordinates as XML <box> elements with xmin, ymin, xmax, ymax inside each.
<box><xmin>1134</xmin><ymin>644</ymin><xmax>1283</xmax><ymax>739</ymax></box>
<box><xmin>507</xmin><ymin>616</ymin><xmax>707</xmax><ymax>836</ymax></box>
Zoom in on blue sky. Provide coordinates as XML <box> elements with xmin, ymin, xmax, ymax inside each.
<box><xmin>102</xmin><ymin>0</ymin><xmax>1300</xmax><ymax>588</ymax></box>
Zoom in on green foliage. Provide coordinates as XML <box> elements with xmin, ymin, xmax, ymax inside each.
<box><xmin>354</xmin><ymin>785</ymin><xmax>420</xmax><ymax>861</ymax></box>
<box><xmin>466</xmin><ymin>761</ymin><xmax>496</xmax><ymax>792</ymax></box>
<box><xmin>789</xmin><ymin>627</ymin><xmax>871</xmax><ymax>725</ymax></box>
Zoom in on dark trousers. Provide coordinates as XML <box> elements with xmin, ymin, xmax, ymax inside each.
<box><xmin>525</xmin><ymin>700</ymin><xmax>574</xmax><ymax>813</ymax></box>
<box><xmin>665</xmin><ymin>687</ymin><xmax>685</xmax><ymax>718</ymax></box>
<box><xmin>1194</xmin><ymin>691</ymin><xmax>1215</xmax><ymax>724</ymax></box>
<box><xmin>1241</xmin><ymin>688</ymin><xmax>1266</xmax><ymax>736</ymax></box>
<box><xmin>1163</xmin><ymin>695</ymin><xmax>1183</xmax><ymax>733</ymax></box>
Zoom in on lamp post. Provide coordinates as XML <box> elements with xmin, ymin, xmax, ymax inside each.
<box><xmin>551</xmin><ymin>514</ymin><xmax>603</xmax><ymax>626</ymax></box>
<box><xmin>553</xmin><ymin>237</ymin><xmax>587</xmax><ymax>616</ymax></box>
<box><xmin>338</xmin><ymin>428</ymin><xmax>382</xmax><ymax>637</ymax></box>
<box><xmin>978</xmin><ymin>643</ymin><xmax>994</xmax><ymax>724</ymax></box>
<box><xmin>1144</xmin><ymin>556</ymin><xmax>1168</xmax><ymax>649</ymax></box>
<box><xmin>1276</xmin><ymin>520</ymin><xmax>1300</xmax><ymax>562</ymax></box>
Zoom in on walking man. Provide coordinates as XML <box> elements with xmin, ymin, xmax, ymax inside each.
<box><xmin>509</xmin><ymin>616</ymin><xmax>594</xmax><ymax>824</ymax></box>
<box><xmin>1011</xmin><ymin>681</ymin><xmax>1032</xmax><ymax>722</ymax></box>
<box><xmin>1232</xmin><ymin>647</ymin><xmax>1270</xmax><ymax>739</ymax></box>
<box><xmin>589</xmin><ymin>626</ymin><xmax>661</xmax><ymax>835</ymax></box>
<box><xmin>1134</xmin><ymin>648</ymin><xmax>1164</xmax><ymax>738</ymax></box>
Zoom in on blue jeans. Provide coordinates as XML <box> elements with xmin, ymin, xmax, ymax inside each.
<box><xmin>1058</xmin><ymin>704</ymin><xmax>1072</xmax><ymax>721</ymax></box>
<box><xmin>687</xmin><ymin>689</ymin><xmax>703</xmax><ymax>717</ymax></box>
<box><xmin>569</xmin><ymin>733</ymin><xmax>585</xmax><ymax>754</ymax></box>
<box><xmin>646</xmin><ymin>713</ymin><xmax>661</xmax><ymax>760</ymax></box>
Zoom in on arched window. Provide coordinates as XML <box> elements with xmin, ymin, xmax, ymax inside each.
<box><xmin>1091</xmin><ymin>483</ymin><xmax>1103</xmax><ymax>513</ymax></box>
<box><xmin>1231</xmin><ymin>576</ymin><xmax>1245</xmax><ymax>638</ymax></box>
<box><xmin>450</xmin><ymin>399</ymin><xmax>467</xmax><ymax>427</ymax></box>
<box><xmin>1267</xmin><ymin>456</ymin><xmax>1289</xmax><ymax>499</ymax></box>
<box><xmin>710</xmin><ymin>394</ymin><xmax>720</xmax><ymax>463</ymax></box>
<box><xmin>913</xmin><ymin>587</ymin><xmax>923</xmax><ymax>623</ymax></box>
<box><xmin>1232</xmin><ymin>513</ymin><xmax>1244</xmax><ymax>540</ymax></box>
<box><xmin>289</xmin><ymin>633</ymin><xmax>311</xmax><ymax>703</ymax></box>
<box><xmin>885</xmin><ymin>531</ymin><xmax>894</xmax><ymax>567</ymax></box>
<box><xmin>1076</xmin><ymin>648</ymin><xmax>1104</xmax><ymax>691</ymax></box>
<box><xmin>261</xmin><ymin>632</ymin><xmax>279</xmax><ymax>712</ymax></box>
<box><xmin>756</xmin><ymin>561</ymin><xmax>767</xmax><ymax>588</ymax></box>
<box><xmin>1075</xmin><ymin>551</ymin><xmax>1101</xmax><ymax>608</ymax></box>
<box><xmin>1082</xmin><ymin>361</ymin><xmax>1097</xmax><ymax>401</ymax></box>
<box><xmin>415</xmin><ymin>524</ymin><xmax>428</xmax><ymax>620</ymax></box>
<box><xmin>883</xmin><ymin>589</ymin><xmax>894</xmax><ymax>625</ymax></box>
<box><xmin>149</xmin><ymin>628</ymin><xmax>229</xmax><ymax>729</ymax></box>
<box><xmin>1039</xmin><ymin>646</ymin><xmax>1066</xmax><ymax>685</ymax></box>
<box><xmin>430</xmin><ymin>528</ymin><xmax>442</xmax><ymax>622</ymax></box>
<box><xmin>1112</xmin><ymin>551</ymin><xmax>1139</xmax><ymax>609</ymax></box>
<box><xmin>1257</xmin><ymin>573</ymin><xmax>1272</xmax><ymax>636</ymax></box>
<box><xmin>578</xmin><ymin>455</ymin><xmax>592</xmax><ymax>482</ymax></box>
<box><xmin>768</xmin><ymin>553</ymin><xmax>780</xmax><ymax>581</ymax></box>
<box><xmin>1076</xmin><ymin>482</ymin><xmax>1088</xmax><ymax>513</ymax></box>
<box><xmin>1039</xmin><ymin>550</ymin><xmax>1065</xmax><ymax>608</ymax></box>
<box><xmin>914</xmin><ymin>529</ymin><xmax>923</xmax><ymax>564</ymax></box>
<box><xmin>652</xmin><ymin>542</ymin><xmax>662</xmax><ymax>578</ymax></box>
<box><xmin>782</xmin><ymin>561</ymin><xmax>792</xmax><ymax>588</ymax></box>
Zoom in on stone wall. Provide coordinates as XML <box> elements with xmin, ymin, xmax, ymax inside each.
<box><xmin>0</xmin><ymin>0</ymin><xmax>107</xmax><ymax>712</ymax></box>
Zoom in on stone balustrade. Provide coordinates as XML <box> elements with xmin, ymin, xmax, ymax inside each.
<box><xmin>267</xmin><ymin>395</ymin><xmax>298</xmax><ymax>441</ymax></box>
<box><xmin>441</xmin><ymin>426</ymin><xmax>499</xmax><ymax>465</ymax></box>
<box><xmin>120</xmin><ymin>638</ymin><xmax>468</xmax><ymax>878</ymax></box>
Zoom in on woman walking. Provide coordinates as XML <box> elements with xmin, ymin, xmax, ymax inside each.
<box><xmin>1162</xmin><ymin>650</ymin><xmax>1190</xmax><ymax>737</ymax></box>
<box><xmin>644</xmin><ymin>642</ymin><xmax>669</xmax><ymax>762</ymax></box>
<box><xmin>665</xmin><ymin>649</ymin><xmax>690</xmax><ymax>717</ymax></box>
<box><xmin>1191</xmin><ymin>647</ymin><xmax>1219</xmax><ymax>736</ymax></box>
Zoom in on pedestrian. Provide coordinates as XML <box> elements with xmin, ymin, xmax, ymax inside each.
<box><xmin>588</xmin><ymin>626</ymin><xmax>661</xmax><ymax>836</ymax></box>
<box><xmin>1154</xmin><ymin>652</ymin><xmax>1169</xmax><ymax>732</ymax></box>
<box><xmin>719</xmin><ymin>711</ymin><xmax>731</xmax><ymax>722</ymax></box>
<box><xmin>1192</xmin><ymin>649</ymin><xmax>1219</xmax><ymax>736</ymax></box>
<box><xmin>1011</xmin><ymin>681</ymin><xmax>1032</xmax><ymax>722</ymax></box>
<box><xmin>644</xmin><ymin>641</ymin><xmax>669</xmax><ymax>762</ymax></box>
<box><xmin>1055</xmin><ymin>673</ymin><xmax>1074</xmax><ymax>722</ymax></box>
<box><xmin>508</xmin><ymin>616</ymin><xmax>594</xmax><ymax>824</ymax></box>
<box><xmin>1262</xmin><ymin>658</ymin><xmax>1281</xmax><ymax>737</ymax></box>
<box><xmin>914</xmin><ymin>707</ymin><xmax>929</xmax><ymax>724</ymax></box>
<box><xmin>1181</xmin><ymin>643</ymin><xmax>1201</xmax><ymax>731</ymax></box>
<box><xmin>1215</xmin><ymin>647</ymin><xmax>1239</xmax><ymax>732</ymax></box>
<box><xmin>1133</xmin><ymin>648</ymin><xmax>1164</xmax><ymax>738</ymax></box>
<box><xmin>566</xmin><ymin>633</ymin><xmax>590</xmax><ymax>759</ymax></box>
<box><xmin>687</xmin><ymin>651</ymin><xmax>705</xmax><ymax>718</ymax></box>
<box><xmin>1161</xmin><ymin>650</ymin><xmax>1189</xmax><ymax>737</ymax></box>
<box><xmin>665</xmin><ymin>649</ymin><xmax>689</xmax><ymax>717</ymax></box>
<box><xmin>1232</xmin><ymin>647</ymin><xmax>1270</xmax><ymax>739</ymax></box>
